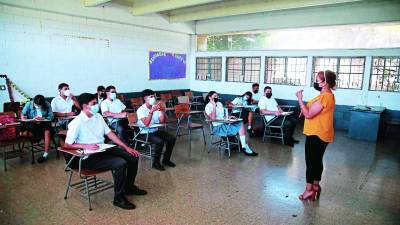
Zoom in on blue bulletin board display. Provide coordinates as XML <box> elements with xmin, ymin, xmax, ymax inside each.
<box><xmin>149</xmin><ymin>51</ymin><xmax>186</xmax><ymax>80</ymax></box>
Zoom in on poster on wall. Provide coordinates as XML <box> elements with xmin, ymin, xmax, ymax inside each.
<box><xmin>149</xmin><ymin>51</ymin><xmax>186</xmax><ymax>80</ymax></box>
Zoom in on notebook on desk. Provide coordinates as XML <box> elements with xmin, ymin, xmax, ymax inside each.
<box><xmin>78</xmin><ymin>144</ymin><xmax>116</xmax><ymax>154</ymax></box>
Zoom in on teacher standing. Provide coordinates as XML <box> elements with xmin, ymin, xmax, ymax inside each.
<box><xmin>296</xmin><ymin>70</ymin><xmax>337</xmax><ymax>201</ymax></box>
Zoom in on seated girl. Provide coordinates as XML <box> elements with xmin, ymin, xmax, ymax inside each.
<box><xmin>21</xmin><ymin>95</ymin><xmax>54</xmax><ymax>163</ymax></box>
<box><xmin>228</xmin><ymin>91</ymin><xmax>255</xmax><ymax>131</ymax></box>
<box><xmin>204</xmin><ymin>91</ymin><xmax>258</xmax><ymax>156</ymax></box>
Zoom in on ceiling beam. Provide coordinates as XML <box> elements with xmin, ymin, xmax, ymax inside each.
<box><xmin>131</xmin><ymin>0</ymin><xmax>224</xmax><ymax>15</ymax></box>
<box><xmin>84</xmin><ymin>0</ymin><xmax>113</xmax><ymax>7</ymax></box>
<box><xmin>168</xmin><ymin>0</ymin><xmax>365</xmax><ymax>22</ymax></box>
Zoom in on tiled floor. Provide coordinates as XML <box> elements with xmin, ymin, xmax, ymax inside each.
<box><xmin>0</xmin><ymin>127</ymin><xmax>399</xmax><ymax>225</ymax></box>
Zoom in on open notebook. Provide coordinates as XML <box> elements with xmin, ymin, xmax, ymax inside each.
<box><xmin>78</xmin><ymin>144</ymin><xmax>116</xmax><ymax>154</ymax></box>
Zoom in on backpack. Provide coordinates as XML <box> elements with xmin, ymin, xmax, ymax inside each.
<box><xmin>0</xmin><ymin>112</ymin><xmax>18</xmax><ymax>141</ymax></box>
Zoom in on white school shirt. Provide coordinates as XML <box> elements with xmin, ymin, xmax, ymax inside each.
<box><xmin>136</xmin><ymin>104</ymin><xmax>161</xmax><ymax>134</ymax></box>
<box><xmin>232</xmin><ymin>97</ymin><xmax>249</xmax><ymax>113</ymax></box>
<box><xmin>51</xmin><ymin>95</ymin><xmax>74</xmax><ymax>113</ymax></box>
<box><xmin>252</xmin><ymin>91</ymin><xmax>262</xmax><ymax>102</ymax></box>
<box><xmin>258</xmin><ymin>96</ymin><xmax>279</xmax><ymax>122</ymax></box>
<box><xmin>205</xmin><ymin>102</ymin><xmax>225</xmax><ymax>126</ymax></box>
<box><xmin>65</xmin><ymin>112</ymin><xmax>111</xmax><ymax>145</ymax></box>
<box><xmin>101</xmin><ymin>98</ymin><xmax>126</xmax><ymax>124</ymax></box>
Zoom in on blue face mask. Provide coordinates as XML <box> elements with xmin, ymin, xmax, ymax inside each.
<box><xmin>90</xmin><ymin>104</ymin><xmax>99</xmax><ymax>115</ymax></box>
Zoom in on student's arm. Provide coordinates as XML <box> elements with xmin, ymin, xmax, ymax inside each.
<box><xmin>21</xmin><ymin>102</ymin><xmax>30</xmax><ymax>119</ymax></box>
<box><xmin>64</xmin><ymin>125</ymin><xmax>98</xmax><ymax>150</ymax></box>
<box><xmin>106</xmin><ymin>132</ymin><xmax>140</xmax><ymax>157</ymax></box>
<box><xmin>259</xmin><ymin>100</ymin><xmax>280</xmax><ymax>116</ymax></box>
<box><xmin>206</xmin><ymin>101</ymin><xmax>217</xmax><ymax>120</ymax></box>
<box><xmin>140</xmin><ymin>103</ymin><xmax>161</xmax><ymax>127</ymax></box>
<box><xmin>70</xmin><ymin>94</ymin><xmax>81</xmax><ymax>110</ymax></box>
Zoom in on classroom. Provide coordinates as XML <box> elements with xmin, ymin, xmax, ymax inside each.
<box><xmin>0</xmin><ymin>0</ymin><xmax>399</xmax><ymax>224</ymax></box>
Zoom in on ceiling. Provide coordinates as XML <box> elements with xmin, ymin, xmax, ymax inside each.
<box><xmin>83</xmin><ymin>0</ymin><xmax>366</xmax><ymax>23</ymax></box>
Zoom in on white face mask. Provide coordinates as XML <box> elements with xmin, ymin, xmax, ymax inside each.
<box><xmin>63</xmin><ymin>90</ymin><xmax>71</xmax><ymax>97</ymax></box>
<box><xmin>243</xmin><ymin>96</ymin><xmax>249</xmax><ymax>101</ymax></box>
<box><xmin>149</xmin><ymin>97</ymin><xmax>156</xmax><ymax>106</ymax></box>
<box><xmin>34</xmin><ymin>104</ymin><xmax>41</xmax><ymax>109</ymax></box>
<box><xmin>110</xmin><ymin>93</ymin><xmax>117</xmax><ymax>100</ymax></box>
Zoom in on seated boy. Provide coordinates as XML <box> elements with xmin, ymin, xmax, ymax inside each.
<box><xmin>64</xmin><ymin>93</ymin><xmax>147</xmax><ymax>210</ymax></box>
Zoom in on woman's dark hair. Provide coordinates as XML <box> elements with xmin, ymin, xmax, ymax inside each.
<box><xmin>33</xmin><ymin>95</ymin><xmax>48</xmax><ymax>111</ymax></box>
<box><xmin>205</xmin><ymin>91</ymin><xmax>217</xmax><ymax>105</ymax></box>
<box><xmin>318</xmin><ymin>70</ymin><xmax>337</xmax><ymax>89</ymax></box>
<box><xmin>240</xmin><ymin>91</ymin><xmax>253</xmax><ymax>104</ymax></box>
<box><xmin>78</xmin><ymin>93</ymin><xmax>97</xmax><ymax>108</ymax></box>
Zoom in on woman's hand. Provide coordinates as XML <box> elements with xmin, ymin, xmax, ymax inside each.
<box><xmin>296</xmin><ymin>90</ymin><xmax>303</xmax><ymax>100</ymax></box>
<box><xmin>125</xmin><ymin>147</ymin><xmax>140</xmax><ymax>157</ymax></box>
<box><xmin>229</xmin><ymin>115</ymin><xmax>237</xmax><ymax>119</ymax></box>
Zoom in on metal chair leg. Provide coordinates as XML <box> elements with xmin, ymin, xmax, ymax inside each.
<box><xmin>3</xmin><ymin>147</ymin><xmax>7</xmax><ymax>172</ymax></box>
<box><xmin>84</xmin><ymin>177</ymin><xmax>92</xmax><ymax>211</ymax></box>
<box><xmin>64</xmin><ymin>170</ymin><xmax>73</xmax><ymax>199</ymax></box>
<box><xmin>202</xmin><ymin>128</ymin><xmax>206</xmax><ymax>145</ymax></box>
<box><xmin>31</xmin><ymin>143</ymin><xmax>35</xmax><ymax>164</ymax></box>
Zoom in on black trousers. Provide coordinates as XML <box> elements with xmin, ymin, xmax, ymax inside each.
<box><xmin>23</xmin><ymin>122</ymin><xmax>54</xmax><ymax>141</ymax></box>
<box><xmin>68</xmin><ymin>147</ymin><xmax>138</xmax><ymax>200</ymax></box>
<box><xmin>270</xmin><ymin>116</ymin><xmax>297</xmax><ymax>142</ymax></box>
<box><xmin>305</xmin><ymin>135</ymin><xmax>329</xmax><ymax>184</ymax></box>
<box><xmin>141</xmin><ymin>130</ymin><xmax>175</xmax><ymax>164</ymax></box>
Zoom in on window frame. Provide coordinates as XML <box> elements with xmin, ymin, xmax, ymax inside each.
<box><xmin>369</xmin><ymin>56</ymin><xmax>400</xmax><ymax>92</ymax></box>
<box><xmin>312</xmin><ymin>56</ymin><xmax>366</xmax><ymax>90</ymax></box>
<box><xmin>264</xmin><ymin>56</ymin><xmax>308</xmax><ymax>86</ymax></box>
<box><xmin>195</xmin><ymin>57</ymin><xmax>223</xmax><ymax>81</ymax></box>
<box><xmin>225</xmin><ymin>56</ymin><xmax>261</xmax><ymax>83</ymax></box>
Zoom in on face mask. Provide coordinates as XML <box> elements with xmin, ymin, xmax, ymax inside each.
<box><xmin>149</xmin><ymin>97</ymin><xmax>157</xmax><ymax>106</ymax></box>
<box><xmin>314</xmin><ymin>82</ymin><xmax>323</xmax><ymax>91</ymax></box>
<box><xmin>63</xmin><ymin>90</ymin><xmax>71</xmax><ymax>97</ymax></box>
<box><xmin>243</xmin><ymin>96</ymin><xmax>249</xmax><ymax>101</ymax></box>
<box><xmin>213</xmin><ymin>97</ymin><xmax>219</xmax><ymax>103</ymax></box>
<box><xmin>110</xmin><ymin>93</ymin><xmax>117</xmax><ymax>100</ymax></box>
<box><xmin>90</xmin><ymin>104</ymin><xmax>99</xmax><ymax>115</ymax></box>
<box><xmin>266</xmin><ymin>93</ymin><xmax>272</xmax><ymax>99</ymax></box>
<box><xmin>34</xmin><ymin>104</ymin><xmax>41</xmax><ymax>109</ymax></box>
<box><xmin>254</xmin><ymin>89</ymin><xmax>259</xmax><ymax>94</ymax></box>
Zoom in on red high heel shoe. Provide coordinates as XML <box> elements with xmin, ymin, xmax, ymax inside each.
<box><xmin>313</xmin><ymin>184</ymin><xmax>321</xmax><ymax>199</ymax></box>
<box><xmin>298</xmin><ymin>190</ymin><xmax>316</xmax><ymax>201</ymax></box>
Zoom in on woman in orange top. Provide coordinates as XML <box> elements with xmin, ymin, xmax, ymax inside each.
<box><xmin>296</xmin><ymin>70</ymin><xmax>337</xmax><ymax>201</ymax></box>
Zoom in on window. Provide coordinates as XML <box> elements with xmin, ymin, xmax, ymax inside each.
<box><xmin>197</xmin><ymin>22</ymin><xmax>400</xmax><ymax>51</ymax></box>
<box><xmin>313</xmin><ymin>57</ymin><xmax>365</xmax><ymax>89</ymax></box>
<box><xmin>370</xmin><ymin>57</ymin><xmax>400</xmax><ymax>92</ymax></box>
<box><xmin>265</xmin><ymin>57</ymin><xmax>307</xmax><ymax>86</ymax></box>
<box><xmin>226</xmin><ymin>57</ymin><xmax>260</xmax><ymax>83</ymax></box>
<box><xmin>196</xmin><ymin>57</ymin><xmax>222</xmax><ymax>81</ymax></box>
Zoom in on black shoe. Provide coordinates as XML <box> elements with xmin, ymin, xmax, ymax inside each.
<box><xmin>162</xmin><ymin>160</ymin><xmax>176</xmax><ymax>167</ymax></box>
<box><xmin>292</xmin><ymin>138</ymin><xmax>300</xmax><ymax>144</ymax></box>
<box><xmin>113</xmin><ymin>197</ymin><xmax>136</xmax><ymax>210</ymax></box>
<box><xmin>37</xmin><ymin>156</ymin><xmax>48</xmax><ymax>163</ymax></box>
<box><xmin>242</xmin><ymin>149</ymin><xmax>258</xmax><ymax>156</ymax></box>
<box><xmin>152</xmin><ymin>162</ymin><xmax>165</xmax><ymax>171</ymax></box>
<box><xmin>284</xmin><ymin>141</ymin><xmax>294</xmax><ymax>147</ymax></box>
<box><xmin>125</xmin><ymin>186</ymin><xmax>148</xmax><ymax>196</ymax></box>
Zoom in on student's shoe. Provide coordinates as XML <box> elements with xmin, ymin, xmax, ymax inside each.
<box><xmin>284</xmin><ymin>140</ymin><xmax>294</xmax><ymax>147</ymax></box>
<box><xmin>152</xmin><ymin>162</ymin><xmax>165</xmax><ymax>171</ymax></box>
<box><xmin>162</xmin><ymin>160</ymin><xmax>176</xmax><ymax>167</ymax></box>
<box><xmin>125</xmin><ymin>186</ymin><xmax>148</xmax><ymax>196</ymax></box>
<box><xmin>113</xmin><ymin>197</ymin><xmax>136</xmax><ymax>210</ymax></box>
<box><xmin>292</xmin><ymin>138</ymin><xmax>300</xmax><ymax>144</ymax></box>
<box><xmin>242</xmin><ymin>148</ymin><xmax>258</xmax><ymax>156</ymax></box>
<box><xmin>37</xmin><ymin>156</ymin><xmax>48</xmax><ymax>163</ymax></box>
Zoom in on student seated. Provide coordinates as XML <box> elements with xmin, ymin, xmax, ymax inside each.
<box><xmin>229</xmin><ymin>91</ymin><xmax>255</xmax><ymax>131</ymax></box>
<box><xmin>101</xmin><ymin>85</ymin><xmax>130</xmax><ymax>142</ymax></box>
<box><xmin>137</xmin><ymin>89</ymin><xmax>176</xmax><ymax>171</ymax></box>
<box><xmin>251</xmin><ymin>83</ymin><xmax>261</xmax><ymax>104</ymax></box>
<box><xmin>64</xmin><ymin>93</ymin><xmax>147</xmax><ymax>210</ymax></box>
<box><xmin>258</xmin><ymin>86</ymin><xmax>299</xmax><ymax>147</ymax></box>
<box><xmin>51</xmin><ymin>83</ymin><xmax>80</xmax><ymax>129</ymax></box>
<box><xmin>21</xmin><ymin>95</ymin><xmax>54</xmax><ymax>163</ymax></box>
<box><xmin>95</xmin><ymin>85</ymin><xmax>106</xmax><ymax>109</ymax></box>
<box><xmin>204</xmin><ymin>91</ymin><xmax>258</xmax><ymax>156</ymax></box>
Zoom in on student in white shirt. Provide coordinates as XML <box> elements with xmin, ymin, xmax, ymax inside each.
<box><xmin>101</xmin><ymin>85</ymin><xmax>130</xmax><ymax>142</ymax></box>
<box><xmin>204</xmin><ymin>91</ymin><xmax>258</xmax><ymax>156</ymax></box>
<box><xmin>51</xmin><ymin>83</ymin><xmax>80</xmax><ymax>128</ymax></box>
<box><xmin>96</xmin><ymin>85</ymin><xmax>106</xmax><ymax>111</ymax></box>
<box><xmin>258</xmin><ymin>86</ymin><xmax>298</xmax><ymax>147</ymax></box>
<box><xmin>229</xmin><ymin>91</ymin><xmax>256</xmax><ymax>131</ymax></box>
<box><xmin>64</xmin><ymin>93</ymin><xmax>147</xmax><ymax>210</ymax></box>
<box><xmin>136</xmin><ymin>89</ymin><xmax>176</xmax><ymax>171</ymax></box>
<box><xmin>251</xmin><ymin>83</ymin><xmax>262</xmax><ymax>104</ymax></box>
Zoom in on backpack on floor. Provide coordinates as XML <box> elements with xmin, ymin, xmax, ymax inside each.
<box><xmin>0</xmin><ymin>112</ymin><xmax>18</xmax><ymax>142</ymax></box>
